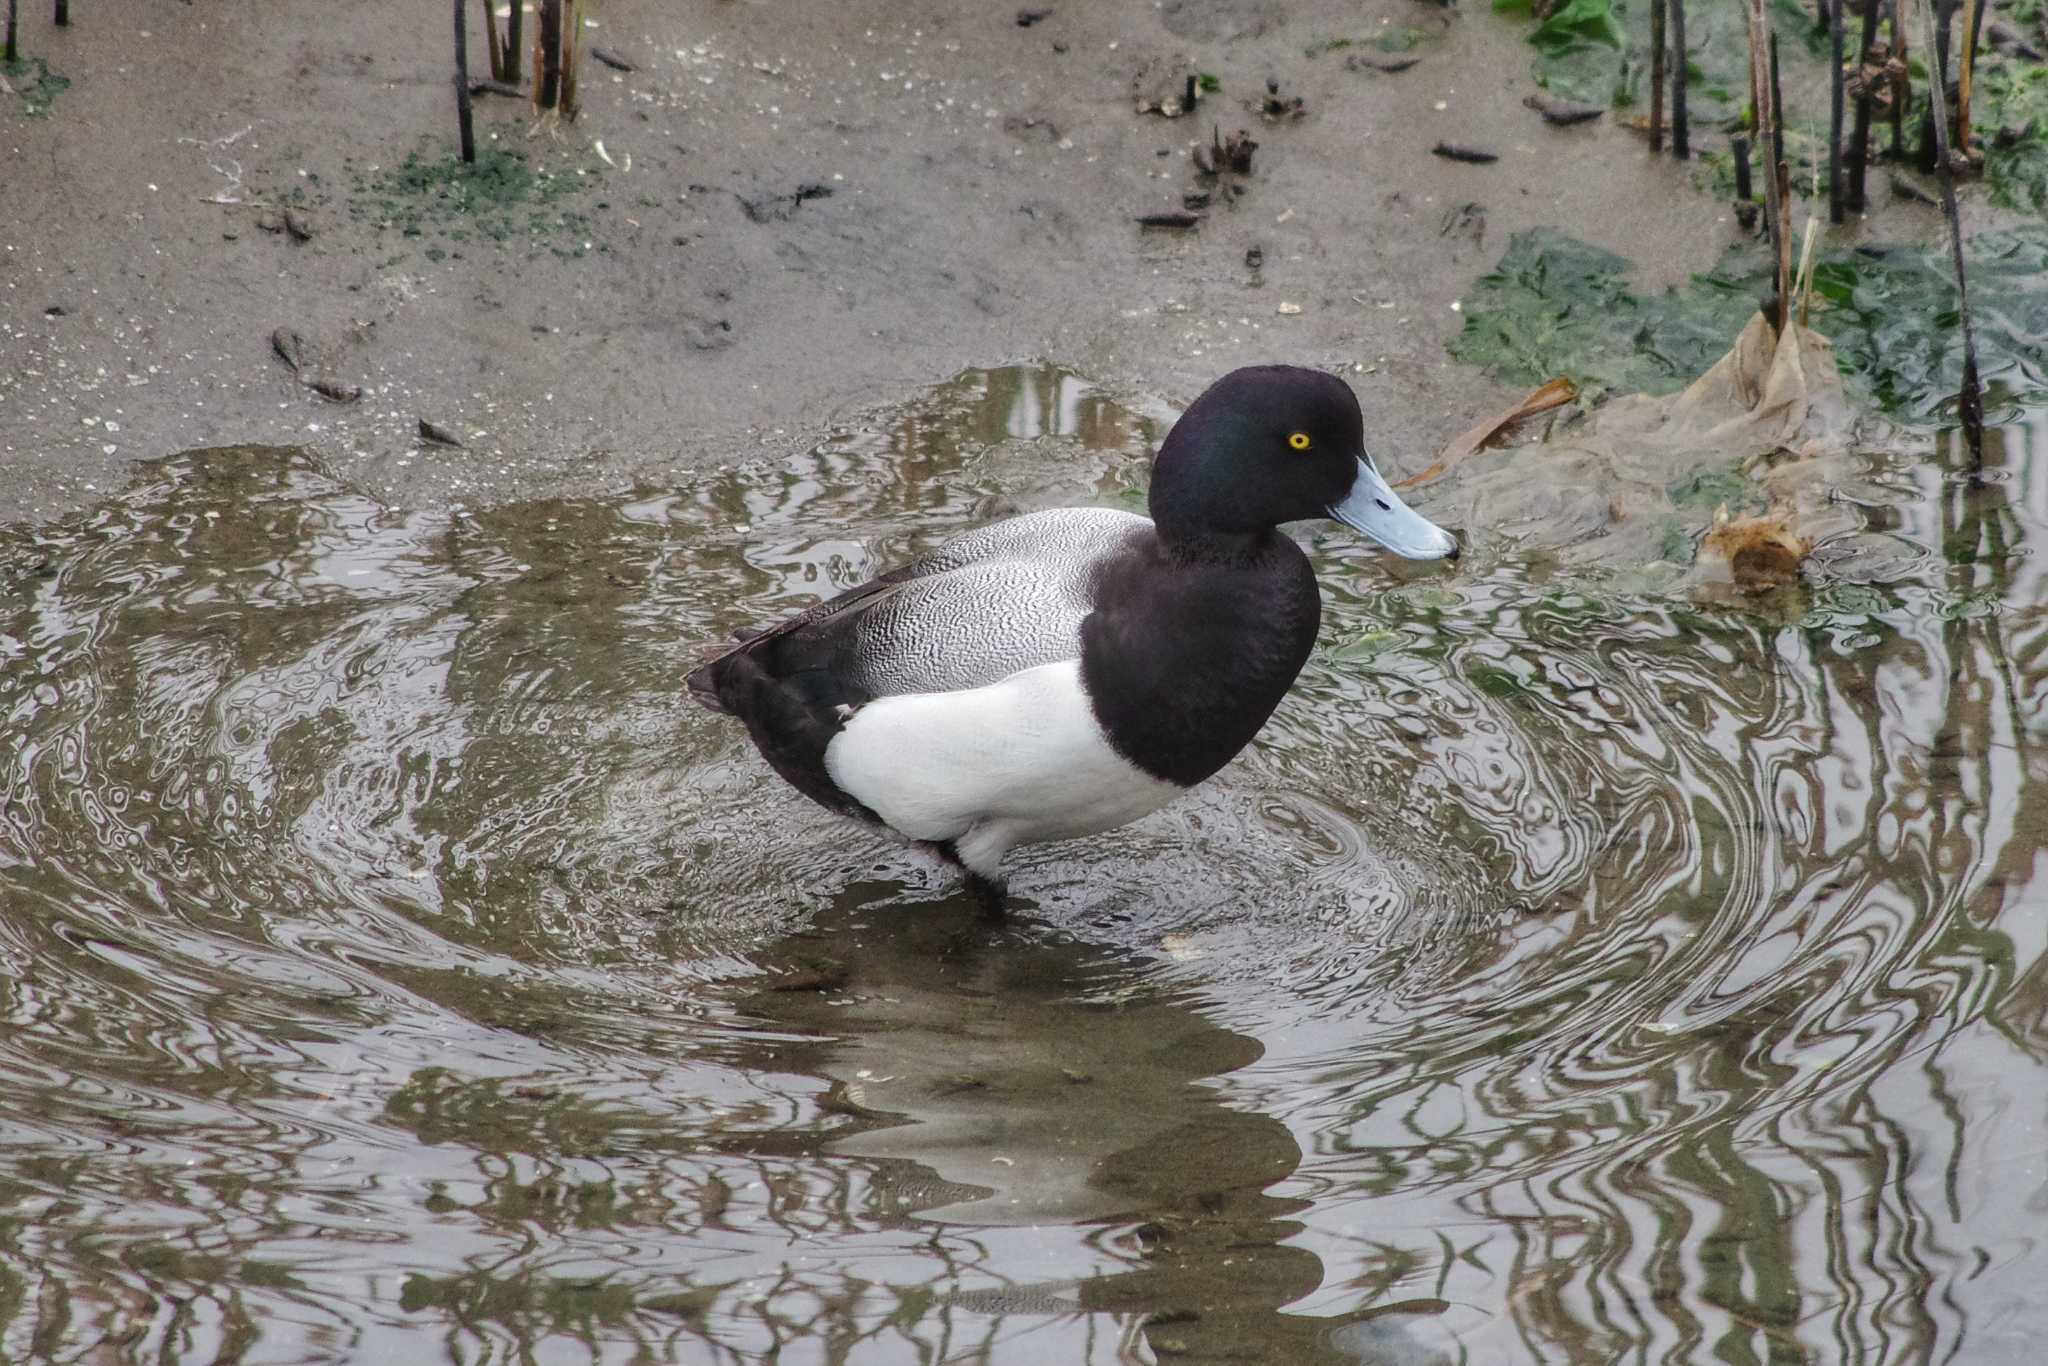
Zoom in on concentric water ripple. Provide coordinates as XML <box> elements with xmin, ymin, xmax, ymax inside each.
<box><xmin>2</xmin><ymin>368</ymin><xmax>2045</xmax><ymax>1363</ymax></box>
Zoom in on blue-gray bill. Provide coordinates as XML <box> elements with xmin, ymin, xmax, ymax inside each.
<box><xmin>1328</xmin><ymin>455</ymin><xmax>1459</xmax><ymax>560</ymax></box>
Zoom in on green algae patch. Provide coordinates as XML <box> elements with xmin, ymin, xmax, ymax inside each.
<box><xmin>1447</xmin><ymin>230</ymin><xmax>1760</xmax><ymax>399</ymax></box>
<box><xmin>1494</xmin><ymin>0</ymin><xmax>1824</xmax><ymax>116</ymax></box>
<box><xmin>2</xmin><ymin>57</ymin><xmax>71</xmax><ymax>117</ymax></box>
<box><xmin>350</xmin><ymin>146</ymin><xmax>602</xmax><ymax>254</ymax></box>
<box><xmin>1451</xmin><ymin>228</ymin><xmax>2048</xmax><ymax>416</ymax></box>
<box><xmin>1975</xmin><ymin>60</ymin><xmax>2048</xmax><ymax>217</ymax></box>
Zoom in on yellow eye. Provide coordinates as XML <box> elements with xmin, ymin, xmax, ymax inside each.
<box><xmin>1287</xmin><ymin>432</ymin><xmax>1312</xmax><ymax>451</ymax></box>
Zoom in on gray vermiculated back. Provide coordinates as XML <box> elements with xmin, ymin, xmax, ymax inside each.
<box><xmin>828</xmin><ymin>506</ymin><xmax>1151</xmax><ymax>698</ymax></box>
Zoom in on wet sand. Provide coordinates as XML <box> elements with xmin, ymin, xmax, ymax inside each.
<box><xmin>0</xmin><ymin>0</ymin><xmax>1832</xmax><ymax>527</ymax></box>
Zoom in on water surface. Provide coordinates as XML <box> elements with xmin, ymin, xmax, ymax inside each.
<box><xmin>3</xmin><ymin>366</ymin><xmax>2046</xmax><ymax>1363</ymax></box>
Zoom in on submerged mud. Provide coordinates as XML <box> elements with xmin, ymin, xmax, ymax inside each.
<box><xmin>3</xmin><ymin>366</ymin><xmax>2047</xmax><ymax>1362</ymax></box>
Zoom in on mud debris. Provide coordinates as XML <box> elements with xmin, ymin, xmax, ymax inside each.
<box><xmin>1192</xmin><ymin>126</ymin><xmax>1257</xmax><ymax>176</ymax></box>
<box><xmin>305</xmin><ymin>378</ymin><xmax>363</xmax><ymax>404</ymax></box>
<box><xmin>255</xmin><ymin>207</ymin><xmax>315</xmax><ymax>241</ymax></box>
<box><xmin>737</xmin><ymin>183</ymin><xmax>834</xmax><ymax>223</ymax></box>
<box><xmin>269</xmin><ymin>327</ymin><xmax>308</xmax><ymax>374</ymax></box>
<box><xmin>1432</xmin><ymin>142</ymin><xmax>1498</xmax><ymax>164</ymax></box>
<box><xmin>270</xmin><ymin>327</ymin><xmax>360</xmax><ymax>403</ymax></box>
<box><xmin>418</xmin><ymin>418</ymin><xmax>466</xmax><ymax>447</ymax></box>
<box><xmin>1524</xmin><ymin>93</ymin><xmax>1603</xmax><ymax>126</ymax></box>
<box><xmin>1259</xmin><ymin>77</ymin><xmax>1305</xmax><ymax>121</ymax></box>
<box><xmin>1345</xmin><ymin>53</ymin><xmax>1419</xmax><ymax>74</ymax></box>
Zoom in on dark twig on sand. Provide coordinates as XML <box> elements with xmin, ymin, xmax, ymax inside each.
<box><xmin>53</xmin><ymin>0</ymin><xmax>65</xmax><ymax>28</ymax></box>
<box><xmin>454</xmin><ymin>0</ymin><xmax>476</xmax><ymax>164</ymax></box>
<box><xmin>1432</xmin><ymin>142</ymin><xmax>1498</xmax><ymax>163</ymax></box>
<box><xmin>1136</xmin><ymin>210</ymin><xmax>1203</xmax><ymax>228</ymax></box>
<box><xmin>1345</xmin><ymin>54</ymin><xmax>1420</xmax><ymax>74</ymax></box>
<box><xmin>1671</xmin><ymin>0</ymin><xmax>1690</xmax><ymax>157</ymax></box>
<box><xmin>4</xmin><ymin>0</ymin><xmax>18</xmax><ymax>65</ymax></box>
<box><xmin>591</xmin><ymin>45</ymin><xmax>634</xmax><ymax>72</ymax></box>
<box><xmin>470</xmin><ymin>78</ymin><xmax>524</xmax><ymax>98</ymax></box>
<box><xmin>1919</xmin><ymin>0</ymin><xmax>1986</xmax><ymax>475</ymax></box>
<box><xmin>1524</xmin><ymin>93</ymin><xmax>1603</xmax><ymax>125</ymax></box>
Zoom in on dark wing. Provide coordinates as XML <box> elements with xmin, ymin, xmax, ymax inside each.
<box><xmin>689</xmin><ymin>507</ymin><xmax>1150</xmax><ymax>712</ymax></box>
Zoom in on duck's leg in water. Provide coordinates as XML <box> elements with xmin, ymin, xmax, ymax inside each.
<box><xmin>963</xmin><ymin>871</ymin><xmax>1009</xmax><ymax>922</ymax></box>
<box><xmin>927</xmin><ymin>839</ymin><xmax>1009</xmax><ymax>921</ymax></box>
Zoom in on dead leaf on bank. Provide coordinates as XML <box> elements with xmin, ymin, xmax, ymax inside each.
<box><xmin>1699</xmin><ymin>503</ymin><xmax>1812</xmax><ymax>591</ymax></box>
<box><xmin>1396</xmin><ymin>375</ymin><xmax>1577</xmax><ymax>489</ymax></box>
<box><xmin>1410</xmin><ymin>313</ymin><xmax>1897</xmax><ymax>576</ymax></box>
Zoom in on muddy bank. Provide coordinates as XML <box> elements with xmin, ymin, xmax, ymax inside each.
<box><xmin>0</xmin><ymin>0</ymin><xmax>1843</xmax><ymax>528</ymax></box>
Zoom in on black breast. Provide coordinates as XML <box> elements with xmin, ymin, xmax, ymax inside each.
<box><xmin>1079</xmin><ymin>533</ymin><xmax>1322</xmax><ymax>787</ymax></box>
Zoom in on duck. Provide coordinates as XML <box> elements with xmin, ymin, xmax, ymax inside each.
<box><xmin>688</xmin><ymin>365</ymin><xmax>1457</xmax><ymax>907</ymax></box>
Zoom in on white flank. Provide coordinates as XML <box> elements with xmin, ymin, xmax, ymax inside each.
<box><xmin>825</xmin><ymin>659</ymin><xmax>1183</xmax><ymax>877</ymax></box>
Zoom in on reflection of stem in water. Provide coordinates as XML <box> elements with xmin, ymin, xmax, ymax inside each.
<box><xmin>1919</xmin><ymin>0</ymin><xmax>1986</xmax><ymax>476</ymax></box>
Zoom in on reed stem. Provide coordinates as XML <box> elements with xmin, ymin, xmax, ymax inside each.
<box><xmin>1918</xmin><ymin>0</ymin><xmax>1986</xmax><ymax>475</ymax></box>
<box><xmin>1652</xmin><ymin>0</ymin><xmax>1667</xmax><ymax>154</ymax></box>
<box><xmin>1829</xmin><ymin>0</ymin><xmax>1846</xmax><ymax>222</ymax></box>
<box><xmin>454</xmin><ymin>0</ymin><xmax>476</xmax><ymax>162</ymax></box>
<box><xmin>1672</xmin><ymin>0</ymin><xmax>1691</xmax><ymax>157</ymax></box>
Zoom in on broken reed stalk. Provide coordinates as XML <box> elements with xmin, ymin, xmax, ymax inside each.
<box><xmin>1918</xmin><ymin>0</ymin><xmax>1986</xmax><ymax>475</ymax></box>
<box><xmin>1957</xmin><ymin>0</ymin><xmax>1982</xmax><ymax>149</ymax></box>
<box><xmin>531</xmin><ymin>0</ymin><xmax>579</xmax><ymax>117</ymax></box>
<box><xmin>1671</xmin><ymin>0</ymin><xmax>1690</xmax><ymax>157</ymax></box>
<box><xmin>1847</xmin><ymin>0</ymin><xmax>1878</xmax><ymax>211</ymax></box>
<box><xmin>454</xmin><ymin>0</ymin><xmax>476</xmax><ymax>163</ymax></box>
<box><xmin>1769</xmin><ymin>33</ymin><xmax>1787</xmax><ymax>176</ymax></box>
<box><xmin>1772</xmin><ymin>34</ymin><xmax>1791</xmax><ymax>323</ymax></box>
<box><xmin>1917</xmin><ymin>0</ymin><xmax>1950</xmax><ymax>173</ymax></box>
<box><xmin>487</xmin><ymin>0</ymin><xmax>524</xmax><ymax>82</ymax></box>
<box><xmin>1652</xmin><ymin>0</ymin><xmax>1667</xmax><ymax>154</ymax></box>
<box><xmin>4</xmin><ymin>0</ymin><xmax>17</xmax><ymax>65</ymax></box>
<box><xmin>53</xmin><ymin>0</ymin><xmax>65</xmax><ymax>27</ymax></box>
<box><xmin>1887</xmin><ymin>0</ymin><xmax>1907</xmax><ymax>159</ymax></box>
<box><xmin>558</xmin><ymin>0</ymin><xmax>579</xmax><ymax>118</ymax></box>
<box><xmin>534</xmin><ymin>0</ymin><xmax>562</xmax><ymax>110</ymax></box>
<box><xmin>1829</xmin><ymin>0</ymin><xmax>1846</xmax><ymax>223</ymax></box>
<box><xmin>1748</xmin><ymin>0</ymin><xmax>1789</xmax><ymax>330</ymax></box>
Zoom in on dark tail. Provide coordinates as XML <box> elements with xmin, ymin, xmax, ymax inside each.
<box><xmin>686</xmin><ymin>650</ymin><xmax>733</xmax><ymax>714</ymax></box>
<box><xmin>689</xmin><ymin>649</ymin><xmax>878</xmax><ymax>825</ymax></box>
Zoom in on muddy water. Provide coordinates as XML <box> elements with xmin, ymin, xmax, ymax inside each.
<box><xmin>2</xmin><ymin>366</ymin><xmax>2045</xmax><ymax>1364</ymax></box>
